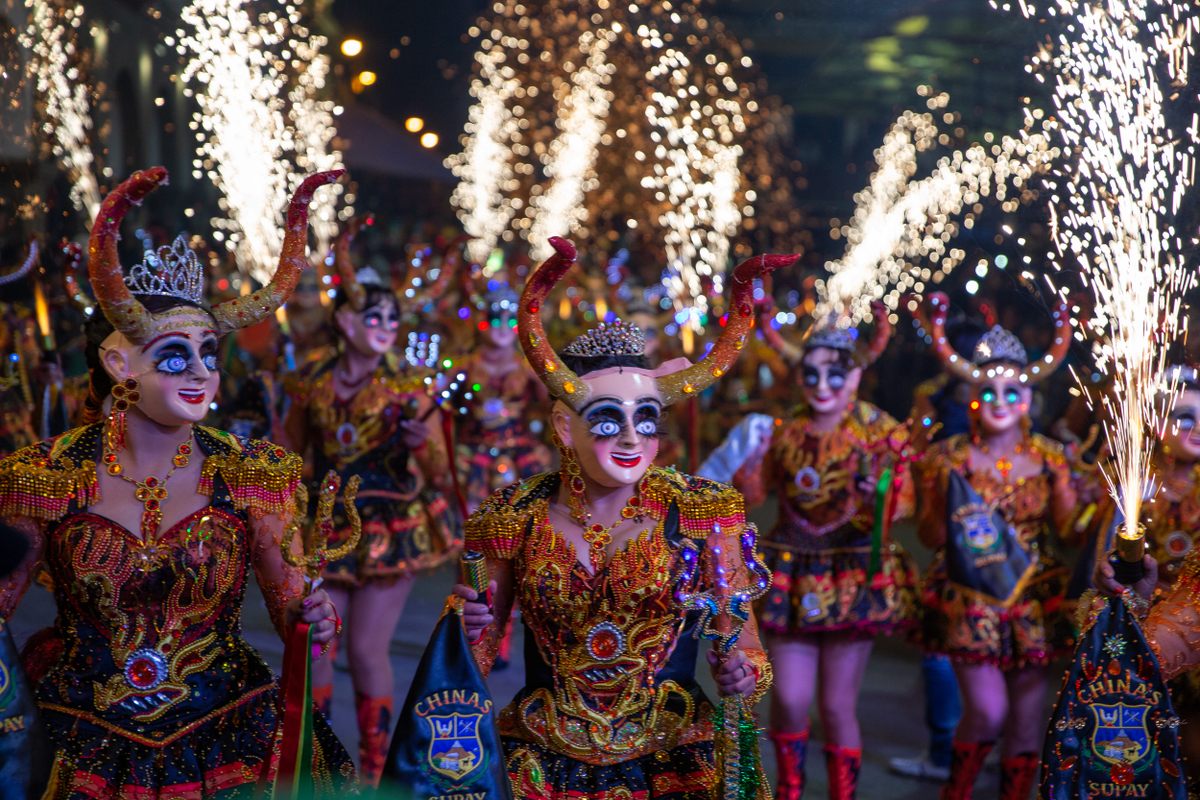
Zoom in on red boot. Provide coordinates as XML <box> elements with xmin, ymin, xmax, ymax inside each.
<box><xmin>769</xmin><ymin>728</ymin><xmax>809</xmax><ymax>800</ymax></box>
<box><xmin>312</xmin><ymin>684</ymin><xmax>333</xmax><ymax>718</ymax></box>
<box><xmin>354</xmin><ymin>693</ymin><xmax>394</xmax><ymax>787</ymax></box>
<box><xmin>940</xmin><ymin>740</ymin><xmax>994</xmax><ymax>800</ymax></box>
<box><xmin>824</xmin><ymin>744</ymin><xmax>862</xmax><ymax>800</ymax></box>
<box><xmin>999</xmin><ymin>752</ymin><xmax>1039</xmax><ymax>800</ymax></box>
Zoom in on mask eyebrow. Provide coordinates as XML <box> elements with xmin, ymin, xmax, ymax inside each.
<box><xmin>579</xmin><ymin>395</ymin><xmax>624</xmax><ymax>414</ymax></box>
<box><xmin>140</xmin><ymin>331</ymin><xmax>190</xmax><ymax>353</ymax></box>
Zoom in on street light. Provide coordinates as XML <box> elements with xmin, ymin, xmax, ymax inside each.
<box><xmin>357</xmin><ymin>70</ymin><xmax>377</xmax><ymax>86</ymax></box>
<box><xmin>420</xmin><ymin>132</ymin><xmax>439</xmax><ymax>149</ymax></box>
<box><xmin>341</xmin><ymin>38</ymin><xmax>363</xmax><ymax>57</ymax></box>
<box><xmin>405</xmin><ymin>116</ymin><xmax>425</xmax><ymax>133</ymax></box>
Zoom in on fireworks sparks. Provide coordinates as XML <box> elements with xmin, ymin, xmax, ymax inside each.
<box><xmin>447</xmin><ymin>43</ymin><xmax>520</xmax><ymax>266</ymax></box>
<box><xmin>1012</xmin><ymin>0</ymin><xmax>1198</xmax><ymax>530</ymax></box>
<box><xmin>527</xmin><ymin>29</ymin><xmax>615</xmax><ymax>261</ymax></box>
<box><xmin>21</xmin><ymin>0</ymin><xmax>101</xmax><ymax>220</ymax></box>
<box><xmin>176</xmin><ymin>0</ymin><xmax>347</xmax><ymax>285</ymax></box>
<box><xmin>286</xmin><ymin>18</ymin><xmax>349</xmax><ymax>254</ymax></box>
<box><xmin>646</xmin><ymin>45</ymin><xmax>746</xmax><ymax>326</ymax></box>
<box><xmin>450</xmin><ymin>1</ymin><xmax>801</xmax><ymax>321</ymax></box>
<box><xmin>815</xmin><ymin>93</ymin><xmax>1054</xmax><ymax>327</ymax></box>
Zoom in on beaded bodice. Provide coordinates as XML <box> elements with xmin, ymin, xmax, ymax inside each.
<box><xmin>765</xmin><ymin>401</ymin><xmax>907</xmax><ymax>543</ymax></box>
<box><xmin>290</xmin><ymin>357</ymin><xmax>427</xmax><ymax>494</ymax></box>
<box><xmin>1137</xmin><ymin>463</ymin><xmax>1200</xmax><ymax>587</ymax></box>
<box><xmin>919</xmin><ymin>433</ymin><xmax>1069</xmax><ymax>552</ymax></box>
<box><xmin>0</xmin><ymin>424</ymin><xmax>304</xmax><ymax>746</ymax></box>
<box><xmin>467</xmin><ymin>468</ymin><xmax>765</xmax><ymax>766</ymax></box>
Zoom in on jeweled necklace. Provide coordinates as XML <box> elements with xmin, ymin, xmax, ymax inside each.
<box><xmin>578</xmin><ymin>494</ymin><xmax>645</xmax><ymax>570</ymax></box>
<box><xmin>973</xmin><ymin>436</ymin><xmax>1025</xmax><ymax>483</ymax></box>
<box><xmin>102</xmin><ymin>432</ymin><xmax>195</xmax><ymax>540</ymax></box>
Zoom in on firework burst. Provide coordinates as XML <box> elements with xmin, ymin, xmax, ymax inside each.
<box><xmin>1008</xmin><ymin>0</ymin><xmax>1199</xmax><ymax>530</ymax></box>
<box><xmin>815</xmin><ymin>92</ymin><xmax>1054</xmax><ymax>327</ymax></box>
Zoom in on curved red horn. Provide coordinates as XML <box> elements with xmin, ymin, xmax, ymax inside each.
<box><xmin>518</xmin><ymin>237</ymin><xmax>590</xmax><ymax>410</ymax></box>
<box><xmin>656</xmin><ymin>253</ymin><xmax>800</xmax><ymax>406</ymax></box>
<box><xmin>211</xmin><ymin>170</ymin><xmax>343</xmax><ymax>334</ymax></box>
<box><xmin>87</xmin><ymin>167</ymin><xmax>168</xmax><ymax>342</ymax></box>
<box><xmin>857</xmin><ymin>300</ymin><xmax>893</xmax><ymax>367</ymax></box>
<box><xmin>924</xmin><ymin>292</ymin><xmax>980</xmax><ymax>383</ymax></box>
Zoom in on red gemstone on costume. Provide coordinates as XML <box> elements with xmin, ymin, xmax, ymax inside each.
<box><xmin>591</xmin><ymin>524</ymin><xmax>604</xmax><ymax>534</ymax></box>
<box><xmin>528</xmin><ymin>301</ymin><xmax>540</xmax><ymax>313</ymax></box>
<box><xmin>591</xmin><ymin>630</ymin><xmax>619</xmax><ymax>660</ymax></box>
<box><xmin>146</xmin><ymin>500</ymin><xmax>159</xmax><ymax>510</ymax></box>
<box><xmin>1110</xmin><ymin>762</ymin><xmax>1134</xmax><ymax>785</ymax></box>
<box><xmin>180</xmin><ymin>444</ymin><xmax>192</xmax><ymax>454</ymax></box>
<box><xmin>129</xmin><ymin>660</ymin><xmax>156</xmax><ymax>687</ymax></box>
<box><xmin>145</xmin><ymin>477</ymin><xmax>159</xmax><ymax>487</ymax></box>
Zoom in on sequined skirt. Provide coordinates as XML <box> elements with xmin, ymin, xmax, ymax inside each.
<box><xmin>757</xmin><ymin>530</ymin><xmax>919</xmax><ymax>637</ymax></box>
<box><xmin>323</xmin><ymin>490</ymin><xmax>461</xmax><ymax>586</ymax></box>
<box><xmin>920</xmin><ymin>551</ymin><xmax>1073</xmax><ymax>668</ymax></box>
<box><xmin>504</xmin><ymin>738</ymin><xmax>716</xmax><ymax>800</ymax></box>
<box><xmin>37</xmin><ymin>687</ymin><xmax>354</xmax><ymax>798</ymax></box>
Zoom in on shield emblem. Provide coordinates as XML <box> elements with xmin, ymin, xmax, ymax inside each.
<box><xmin>1090</xmin><ymin>702</ymin><xmax>1151</xmax><ymax>767</ymax></box>
<box><xmin>425</xmin><ymin>712</ymin><xmax>485</xmax><ymax>781</ymax></box>
<box><xmin>958</xmin><ymin>507</ymin><xmax>998</xmax><ymax>551</ymax></box>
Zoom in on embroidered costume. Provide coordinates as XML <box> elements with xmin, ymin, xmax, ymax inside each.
<box><xmin>915</xmin><ymin>433</ymin><xmax>1076</xmax><ymax>667</ymax></box>
<box><xmin>459</xmin><ymin>237</ymin><xmax>794</xmax><ymax>798</ymax></box>
<box><xmin>286</xmin><ymin>355</ymin><xmax>460</xmax><ymax>585</ymax></box>
<box><xmin>455</xmin><ymin>348</ymin><xmax>553</xmax><ymax>513</ymax></box>
<box><xmin>748</xmin><ymin>400</ymin><xmax>917</xmax><ymax>637</ymax></box>
<box><xmin>0</xmin><ymin>425</ymin><xmax>352</xmax><ymax>794</ymax></box>
<box><xmin>468</xmin><ymin>468</ymin><xmax>770</xmax><ymax>795</ymax></box>
<box><xmin>0</xmin><ymin>167</ymin><xmax>354</xmax><ymax>795</ymax></box>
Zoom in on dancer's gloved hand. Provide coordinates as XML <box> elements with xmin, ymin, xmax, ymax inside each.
<box><xmin>286</xmin><ymin>587</ymin><xmax>340</xmax><ymax>644</ymax></box>
<box><xmin>451</xmin><ymin>581</ymin><xmax>497</xmax><ymax>641</ymax></box>
<box><xmin>399</xmin><ymin>418</ymin><xmax>431</xmax><ymax>449</ymax></box>
<box><xmin>1094</xmin><ymin>554</ymin><xmax>1158</xmax><ymax>602</ymax></box>
<box><xmin>708</xmin><ymin>649</ymin><xmax>756</xmax><ymax>697</ymax></box>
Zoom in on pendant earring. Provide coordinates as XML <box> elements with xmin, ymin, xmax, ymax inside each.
<box><xmin>107</xmin><ymin>378</ymin><xmax>141</xmax><ymax>453</ymax></box>
<box><xmin>554</xmin><ymin>433</ymin><xmax>590</xmax><ymax>526</ymax></box>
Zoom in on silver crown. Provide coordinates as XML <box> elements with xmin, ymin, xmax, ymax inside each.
<box><xmin>972</xmin><ymin>325</ymin><xmax>1028</xmax><ymax>366</ymax></box>
<box><xmin>356</xmin><ymin>266</ymin><xmax>385</xmax><ymax>287</ymax></box>
<box><xmin>807</xmin><ymin>326</ymin><xmax>858</xmax><ymax>353</ymax></box>
<box><xmin>562</xmin><ymin>319</ymin><xmax>646</xmax><ymax>358</ymax></box>
<box><xmin>124</xmin><ymin>235</ymin><xmax>204</xmax><ymax>304</ymax></box>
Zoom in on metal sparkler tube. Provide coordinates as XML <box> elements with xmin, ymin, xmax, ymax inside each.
<box><xmin>1111</xmin><ymin>522</ymin><xmax>1146</xmax><ymax>586</ymax></box>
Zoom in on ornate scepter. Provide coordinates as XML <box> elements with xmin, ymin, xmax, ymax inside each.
<box><xmin>281</xmin><ymin>471</ymin><xmax>363</xmax><ymax>589</ymax></box>
<box><xmin>275</xmin><ymin>470</ymin><xmax>361</xmax><ymax>798</ymax></box>
<box><xmin>676</xmin><ymin>522</ymin><xmax>773</xmax><ymax>800</ymax></box>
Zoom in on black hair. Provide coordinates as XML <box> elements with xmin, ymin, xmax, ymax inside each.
<box><xmin>561</xmin><ymin>353</ymin><xmax>651</xmax><ymax>377</ymax></box>
<box><xmin>801</xmin><ymin>345</ymin><xmax>857</xmax><ymax>370</ymax></box>
<box><xmin>84</xmin><ymin>296</ymin><xmax>213</xmax><ymax>404</ymax></box>
<box><xmin>333</xmin><ymin>284</ymin><xmax>398</xmax><ymax>314</ymax></box>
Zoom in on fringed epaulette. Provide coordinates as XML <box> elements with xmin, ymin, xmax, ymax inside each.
<box><xmin>464</xmin><ymin>471</ymin><xmax>558</xmax><ymax>560</ymax></box>
<box><xmin>196</xmin><ymin>427</ymin><xmax>302</xmax><ymax>517</ymax></box>
<box><xmin>282</xmin><ymin>356</ymin><xmax>333</xmax><ymax>401</ymax></box>
<box><xmin>1029</xmin><ymin>433</ymin><xmax>1067</xmax><ymax>467</ymax></box>
<box><xmin>0</xmin><ymin>424</ymin><xmax>100</xmax><ymax>522</ymax></box>
<box><xmin>642</xmin><ymin>467</ymin><xmax>746</xmax><ymax>542</ymax></box>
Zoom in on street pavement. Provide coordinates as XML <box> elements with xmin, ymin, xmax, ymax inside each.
<box><xmin>8</xmin><ymin>512</ymin><xmax>1047</xmax><ymax>798</ymax></box>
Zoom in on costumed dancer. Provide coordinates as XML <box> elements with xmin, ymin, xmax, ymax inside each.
<box><xmin>285</xmin><ymin>218</ymin><xmax>462</xmax><ymax>785</ymax></box>
<box><xmin>915</xmin><ymin>293</ymin><xmax>1076</xmax><ymax>800</ymax></box>
<box><xmin>737</xmin><ymin>303</ymin><xmax>919</xmax><ymax>800</ymax></box>
<box><xmin>456</xmin><ymin>282</ymin><xmax>553</xmax><ymax>514</ymax></box>
<box><xmin>0</xmin><ymin>167</ymin><xmax>354</xmax><ymax>793</ymax></box>
<box><xmin>0</xmin><ymin>241</ymin><xmax>43</xmax><ymax>457</ymax></box>
<box><xmin>453</xmin><ymin>238</ymin><xmax>794</xmax><ymax>798</ymax></box>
